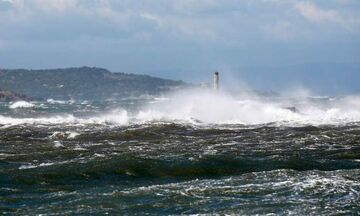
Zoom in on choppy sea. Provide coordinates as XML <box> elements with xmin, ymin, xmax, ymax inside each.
<box><xmin>0</xmin><ymin>90</ymin><xmax>359</xmax><ymax>215</ymax></box>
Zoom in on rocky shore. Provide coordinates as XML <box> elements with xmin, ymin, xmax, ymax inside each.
<box><xmin>0</xmin><ymin>89</ymin><xmax>32</xmax><ymax>102</ymax></box>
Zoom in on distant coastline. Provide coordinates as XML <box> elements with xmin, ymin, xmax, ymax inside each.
<box><xmin>0</xmin><ymin>66</ymin><xmax>188</xmax><ymax>101</ymax></box>
<box><xmin>0</xmin><ymin>88</ymin><xmax>32</xmax><ymax>102</ymax></box>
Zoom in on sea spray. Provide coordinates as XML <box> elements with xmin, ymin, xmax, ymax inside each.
<box><xmin>9</xmin><ymin>101</ymin><xmax>35</xmax><ymax>109</ymax></box>
<box><xmin>2</xmin><ymin>90</ymin><xmax>360</xmax><ymax>126</ymax></box>
<box><xmin>0</xmin><ymin>110</ymin><xmax>129</xmax><ymax>126</ymax></box>
<box><xmin>134</xmin><ymin>89</ymin><xmax>360</xmax><ymax>125</ymax></box>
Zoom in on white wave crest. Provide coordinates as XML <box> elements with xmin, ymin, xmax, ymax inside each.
<box><xmin>0</xmin><ymin>110</ymin><xmax>128</xmax><ymax>126</ymax></box>
<box><xmin>134</xmin><ymin>89</ymin><xmax>360</xmax><ymax>125</ymax></box>
<box><xmin>47</xmin><ymin>99</ymin><xmax>67</xmax><ymax>104</ymax></box>
<box><xmin>3</xmin><ymin>90</ymin><xmax>360</xmax><ymax>126</ymax></box>
<box><xmin>9</xmin><ymin>101</ymin><xmax>34</xmax><ymax>109</ymax></box>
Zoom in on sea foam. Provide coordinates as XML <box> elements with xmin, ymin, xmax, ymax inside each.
<box><xmin>9</xmin><ymin>101</ymin><xmax>35</xmax><ymax>109</ymax></box>
<box><xmin>2</xmin><ymin>90</ymin><xmax>360</xmax><ymax>126</ymax></box>
<box><xmin>0</xmin><ymin>110</ymin><xmax>129</xmax><ymax>127</ymax></box>
<box><xmin>133</xmin><ymin>89</ymin><xmax>360</xmax><ymax>125</ymax></box>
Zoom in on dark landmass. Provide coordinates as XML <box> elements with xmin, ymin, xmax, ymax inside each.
<box><xmin>0</xmin><ymin>67</ymin><xmax>188</xmax><ymax>100</ymax></box>
<box><xmin>0</xmin><ymin>88</ymin><xmax>32</xmax><ymax>102</ymax></box>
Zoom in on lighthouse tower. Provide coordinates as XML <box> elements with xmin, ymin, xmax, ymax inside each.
<box><xmin>213</xmin><ymin>71</ymin><xmax>219</xmax><ymax>91</ymax></box>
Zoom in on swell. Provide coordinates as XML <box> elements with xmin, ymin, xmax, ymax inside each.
<box><xmin>1</xmin><ymin>122</ymin><xmax>360</xmax><ymax>215</ymax></box>
<box><xmin>2</xmin><ymin>155</ymin><xmax>360</xmax><ymax>188</ymax></box>
<box><xmin>2</xmin><ymin>168</ymin><xmax>360</xmax><ymax>215</ymax></box>
<box><xmin>1</xmin><ymin>123</ymin><xmax>360</xmax><ymax>191</ymax></box>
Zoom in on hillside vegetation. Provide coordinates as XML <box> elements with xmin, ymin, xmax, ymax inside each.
<box><xmin>0</xmin><ymin>89</ymin><xmax>32</xmax><ymax>102</ymax></box>
<box><xmin>0</xmin><ymin>67</ymin><xmax>187</xmax><ymax>100</ymax></box>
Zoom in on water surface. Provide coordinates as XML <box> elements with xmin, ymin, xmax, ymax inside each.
<box><xmin>1</xmin><ymin>93</ymin><xmax>360</xmax><ymax>215</ymax></box>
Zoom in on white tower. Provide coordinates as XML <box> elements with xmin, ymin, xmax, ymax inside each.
<box><xmin>213</xmin><ymin>71</ymin><xmax>219</xmax><ymax>91</ymax></box>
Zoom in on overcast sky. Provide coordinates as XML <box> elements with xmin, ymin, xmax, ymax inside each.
<box><xmin>0</xmin><ymin>0</ymin><xmax>359</xmax><ymax>89</ymax></box>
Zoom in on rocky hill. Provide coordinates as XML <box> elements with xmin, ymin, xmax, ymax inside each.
<box><xmin>0</xmin><ymin>67</ymin><xmax>187</xmax><ymax>100</ymax></box>
<box><xmin>0</xmin><ymin>89</ymin><xmax>32</xmax><ymax>102</ymax></box>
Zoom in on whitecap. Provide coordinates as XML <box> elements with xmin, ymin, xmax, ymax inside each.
<box><xmin>50</xmin><ymin>131</ymin><xmax>66</xmax><ymax>139</ymax></box>
<box><xmin>9</xmin><ymin>101</ymin><xmax>34</xmax><ymax>109</ymax></box>
<box><xmin>0</xmin><ymin>109</ymin><xmax>129</xmax><ymax>126</ymax></box>
<box><xmin>4</xmin><ymin>90</ymin><xmax>360</xmax><ymax>126</ymax></box>
<box><xmin>19</xmin><ymin>162</ymin><xmax>56</xmax><ymax>170</ymax></box>
<box><xmin>53</xmin><ymin>141</ymin><xmax>64</xmax><ymax>148</ymax></box>
<box><xmin>47</xmin><ymin>99</ymin><xmax>66</xmax><ymax>104</ymax></box>
<box><xmin>67</xmin><ymin>132</ymin><xmax>80</xmax><ymax>139</ymax></box>
<box><xmin>132</xmin><ymin>89</ymin><xmax>360</xmax><ymax>126</ymax></box>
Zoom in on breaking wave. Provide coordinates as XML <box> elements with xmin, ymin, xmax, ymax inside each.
<box><xmin>136</xmin><ymin>90</ymin><xmax>360</xmax><ymax>125</ymax></box>
<box><xmin>2</xmin><ymin>89</ymin><xmax>360</xmax><ymax>126</ymax></box>
<box><xmin>9</xmin><ymin>101</ymin><xmax>35</xmax><ymax>109</ymax></box>
<box><xmin>0</xmin><ymin>110</ymin><xmax>128</xmax><ymax>126</ymax></box>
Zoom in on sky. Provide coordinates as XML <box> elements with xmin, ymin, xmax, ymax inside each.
<box><xmin>0</xmin><ymin>0</ymin><xmax>359</xmax><ymax>93</ymax></box>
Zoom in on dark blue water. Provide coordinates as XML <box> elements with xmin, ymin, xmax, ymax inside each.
<box><xmin>0</xmin><ymin>96</ymin><xmax>359</xmax><ymax>215</ymax></box>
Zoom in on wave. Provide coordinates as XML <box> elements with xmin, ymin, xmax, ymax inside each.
<box><xmin>13</xmin><ymin>154</ymin><xmax>360</xmax><ymax>177</ymax></box>
<box><xmin>0</xmin><ymin>110</ymin><xmax>128</xmax><ymax>126</ymax></box>
<box><xmin>46</xmin><ymin>99</ymin><xmax>67</xmax><ymax>104</ymax></box>
<box><xmin>9</xmin><ymin>101</ymin><xmax>35</xmax><ymax>109</ymax></box>
<box><xmin>2</xmin><ymin>90</ymin><xmax>360</xmax><ymax>126</ymax></box>
<box><xmin>133</xmin><ymin>90</ymin><xmax>360</xmax><ymax>125</ymax></box>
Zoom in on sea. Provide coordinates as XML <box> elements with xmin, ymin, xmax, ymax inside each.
<box><xmin>0</xmin><ymin>89</ymin><xmax>359</xmax><ymax>215</ymax></box>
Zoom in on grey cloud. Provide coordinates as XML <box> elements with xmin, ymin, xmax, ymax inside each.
<box><xmin>0</xmin><ymin>0</ymin><xmax>12</xmax><ymax>11</ymax></box>
<box><xmin>0</xmin><ymin>0</ymin><xmax>359</xmax><ymax>76</ymax></box>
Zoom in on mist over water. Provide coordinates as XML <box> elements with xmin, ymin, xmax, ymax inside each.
<box><xmin>2</xmin><ymin>88</ymin><xmax>360</xmax><ymax>126</ymax></box>
<box><xmin>1</xmin><ymin>88</ymin><xmax>360</xmax><ymax>215</ymax></box>
<box><xmin>137</xmin><ymin>89</ymin><xmax>360</xmax><ymax>125</ymax></box>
